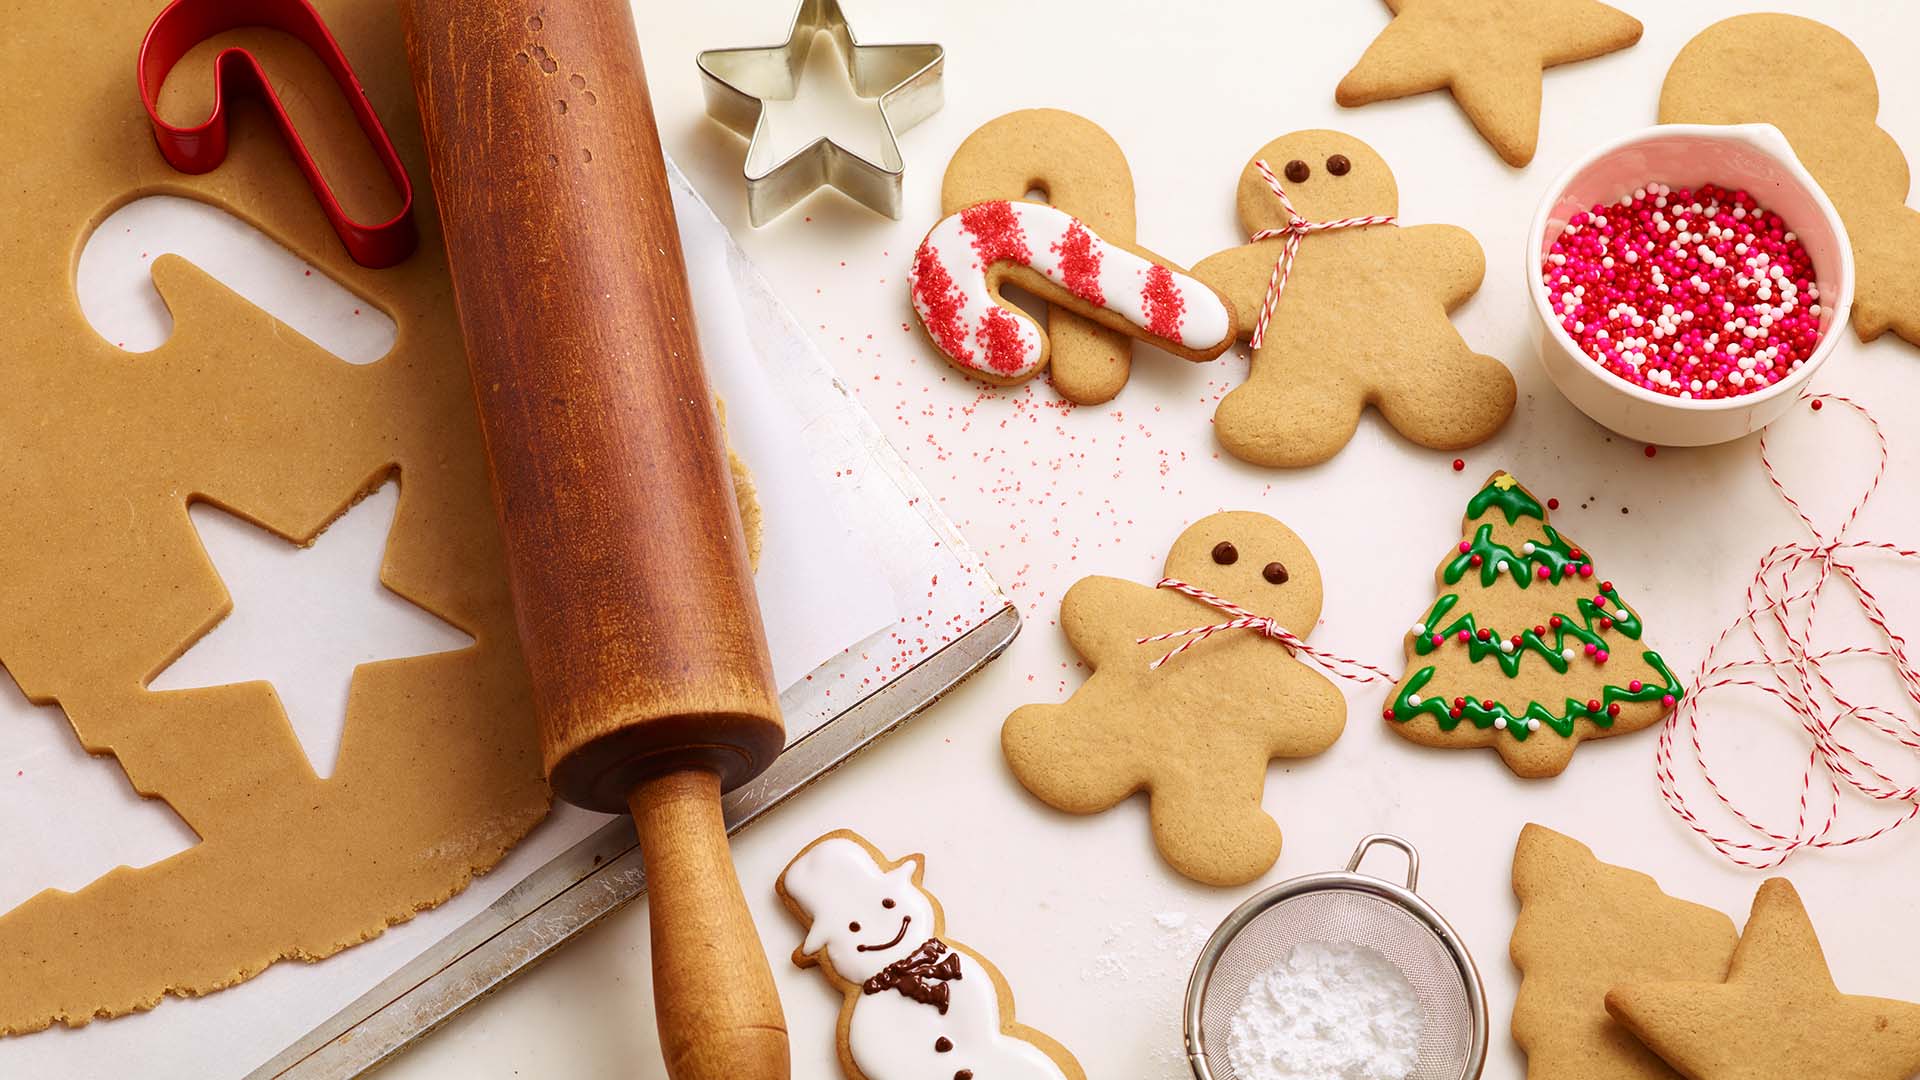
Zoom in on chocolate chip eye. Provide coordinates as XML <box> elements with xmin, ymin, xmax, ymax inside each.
<box><xmin>848</xmin><ymin>921</ymin><xmax>861</xmax><ymax>932</ymax></box>
<box><xmin>1263</xmin><ymin>562</ymin><xmax>1289</xmax><ymax>584</ymax></box>
<box><xmin>1284</xmin><ymin>159</ymin><xmax>1311</xmax><ymax>184</ymax></box>
<box><xmin>1212</xmin><ymin>541</ymin><xmax>1238</xmax><ymax>565</ymax></box>
<box><xmin>882</xmin><ymin>898</ymin><xmax>896</xmax><ymax>909</ymax></box>
<box><xmin>1326</xmin><ymin>154</ymin><xmax>1351</xmax><ymax>176</ymax></box>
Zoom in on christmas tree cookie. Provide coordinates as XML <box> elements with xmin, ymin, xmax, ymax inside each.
<box><xmin>1384</xmin><ymin>472</ymin><xmax>1681</xmax><ymax>777</ymax></box>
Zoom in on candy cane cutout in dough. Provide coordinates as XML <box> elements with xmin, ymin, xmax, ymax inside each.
<box><xmin>910</xmin><ymin>200</ymin><xmax>1237</xmax><ymax>385</ymax></box>
<box><xmin>942</xmin><ymin>109</ymin><xmax>1144</xmax><ymax>405</ymax></box>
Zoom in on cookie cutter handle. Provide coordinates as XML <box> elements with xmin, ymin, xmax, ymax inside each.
<box><xmin>1345</xmin><ymin>833</ymin><xmax>1420</xmax><ymax>892</ymax></box>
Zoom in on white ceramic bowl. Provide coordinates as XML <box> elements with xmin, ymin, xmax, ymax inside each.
<box><xmin>1525</xmin><ymin>123</ymin><xmax>1855</xmax><ymax>446</ymax></box>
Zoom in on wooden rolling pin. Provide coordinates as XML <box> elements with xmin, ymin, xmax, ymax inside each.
<box><xmin>397</xmin><ymin>2</ymin><xmax>788</xmax><ymax>1077</ymax></box>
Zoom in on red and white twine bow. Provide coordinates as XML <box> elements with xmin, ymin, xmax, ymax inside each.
<box><xmin>1658</xmin><ymin>393</ymin><xmax>1920</xmax><ymax>869</ymax></box>
<box><xmin>1137</xmin><ymin>578</ymin><xmax>1395</xmax><ymax>683</ymax></box>
<box><xmin>1245</xmin><ymin>159</ymin><xmax>1397</xmax><ymax>349</ymax></box>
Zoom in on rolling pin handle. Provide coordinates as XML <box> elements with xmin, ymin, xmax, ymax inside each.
<box><xmin>631</xmin><ymin>767</ymin><xmax>790</xmax><ymax>1080</ymax></box>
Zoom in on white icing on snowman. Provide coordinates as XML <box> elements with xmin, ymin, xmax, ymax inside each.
<box><xmin>784</xmin><ymin>837</ymin><xmax>1070</xmax><ymax>1080</ymax></box>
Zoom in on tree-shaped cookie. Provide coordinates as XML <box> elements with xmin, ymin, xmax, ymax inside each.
<box><xmin>1192</xmin><ymin>132</ymin><xmax>1514</xmax><ymax>468</ymax></box>
<box><xmin>1511</xmin><ymin>825</ymin><xmax>1737</xmax><ymax>1080</ymax></box>
<box><xmin>1002</xmin><ymin>512</ymin><xmax>1346</xmax><ymax>886</ymax></box>
<box><xmin>1384</xmin><ymin>472</ymin><xmax>1681</xmax><ymax>777</ymax></box>
<box><xmin>1661</xmin><ymin>14</ymin><xmax>1920</xmax><ymax>350</ymax></box>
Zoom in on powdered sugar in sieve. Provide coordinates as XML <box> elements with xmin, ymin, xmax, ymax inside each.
<box><xmin>1183</xmin><ymin>835</ymin><xmax>1488</xmax><ymax>1080</ymax></box>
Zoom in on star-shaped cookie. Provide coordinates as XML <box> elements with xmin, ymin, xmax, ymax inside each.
<box><xmin>1606</xmin><ymin>879</ymin><xmax>1920</xmax><ymax>1080</ymax></box>
<box><xmin>1336</xmin><ymin>0</ymin><xmax>1643</xmax><ymax>167</ymax></box>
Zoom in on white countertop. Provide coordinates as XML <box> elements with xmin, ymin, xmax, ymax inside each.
<box><xmin>384</xmin><ymin>1</ymin><xmax>1920</xmax><ymax>1076</ymax></box>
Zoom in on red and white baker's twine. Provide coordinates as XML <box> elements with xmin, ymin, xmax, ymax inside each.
<box><xmin>1245</xmin><ymin>159</ymin><xmax>1397</xmax><ymax>350</ymax></box>
<box><xmin>1658</xmin><ymin>393</ymin><xmax>1920</xmax><ymax>869</ymax></box>
<box><xmin>1138</xmin><ymin>578</ymin><xmax>1395</xmax><ymax>683</ymax></box>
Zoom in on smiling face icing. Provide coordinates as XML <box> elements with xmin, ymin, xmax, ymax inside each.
<box><xmin>786</xmin><ymin>837</ymin><xmax>938</xmax><ymax>984</ymax></box>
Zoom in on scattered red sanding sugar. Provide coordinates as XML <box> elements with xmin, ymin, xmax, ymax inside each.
<box><xmin>1543</xmin><ymin>183</ymin><xmax>1824</xmax><ymax>400</ymax></box>
<box><xmin>1451</xmin><ymin>458</ymin><xmax>1465</xmax><ymax>472</ymax></box>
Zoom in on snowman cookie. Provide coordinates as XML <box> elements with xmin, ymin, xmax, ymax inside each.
<box><xmin>778</xmin><ymin>831</ymin><xmax>1086</xmax><ymax>1080</ymax></box>
<box><xmin>1002</xmin><ymin>512</ymin><xmax>1347</xmax><ymax>886</ymax></box>
<box><xmin>1192</xmin><ymin>131</ymin><xmax>1515</xmax><ymax>468</ymax></box>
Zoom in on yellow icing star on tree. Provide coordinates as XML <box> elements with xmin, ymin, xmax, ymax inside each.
<box><xmin>1336</xmin><ymin>0</ymin><xmax>1644</xmax><ymax>167</ymax></box>
<box><xmin>1491</xmin><ymin>473</ymin><xmax>1517</xmax><ymax>490</ymax></box>
<box><xmin>1606</xmin><ymin>879</ymin><xmax>1920</xmax><ymax>1080</ymax></box>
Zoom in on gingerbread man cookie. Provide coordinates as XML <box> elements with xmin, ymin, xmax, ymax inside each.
<box><xmin>1337</xmin><ymin>0</ymin><xmax>1643</xmax><ymax>168</ymax></box>
<box><xmin>778</xmin><ymin>830</ymin><xmax>1086</xmax><ymax>1080</ymax></box>
<box><xmin>1193</xmin><ymin>133</ymin><xmax>1514</xmax><ymax>468</ymax></box>
<box><xmin>1002</xmin><ymin>512</ymin><xmax>1346</xmax><ymax>886</ymax></box>
<box><xmin>943</xmin><ymin>110</ymin><xmax>1154</xmax><ymax>404</ymax></box>
<box><xmin>1661</xmin><ymin>14</ymin><xmax>1920</xmax><ymax>350</ymax></box>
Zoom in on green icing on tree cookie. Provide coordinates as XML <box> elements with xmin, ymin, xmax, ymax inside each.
<box><xmin>1443</xmin><ymin>522</ymin><xmax>1586</xmax><ymax>588</ymax></box>
<box><xmin>1389</xmin><ymin>656</ymin><xmax>1682</xmax><ymax>740</ymax></box>
<box><xmin>1465</xmin><ymin>473</ymin><xmax>1545</xmax><ymax>525</ymax></box>
<box><xmin>1387</xmin><ymin>471</ymin><xmax>1679</xmax><ymax>742</ymax></box>
<box><xmin>1410</xmin><ymin>589</ymin><xmax>1645</xmax><ymax>678</ymax></box>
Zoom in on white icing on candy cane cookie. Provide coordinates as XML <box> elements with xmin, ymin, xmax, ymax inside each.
<box><xmin>910</xmin><ymin>199</ymin><xmax>1233</xmax><ymax>381</ymax></box>
<box><xmin>779</xmin><ymin>832</ymin><xmax>1084</xmax><ymax>1080</ymax></box>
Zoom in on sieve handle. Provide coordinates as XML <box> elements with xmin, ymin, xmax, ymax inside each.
<box><xmin>1345</xmin><ymin>833</ymin><xmax>1420</xmax><ymax>892</ymax></box>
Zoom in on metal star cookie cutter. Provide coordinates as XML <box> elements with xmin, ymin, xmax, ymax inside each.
<box><xmin>696</xmin><ymin>0</ymin><xmax>944</xmax><ymax>226</ymax></box>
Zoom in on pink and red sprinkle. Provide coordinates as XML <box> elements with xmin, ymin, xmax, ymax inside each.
<box><xmin>1544</xmin><ymin>183</ymin><xmax>1824</xmax><ymax>400</ymax></box>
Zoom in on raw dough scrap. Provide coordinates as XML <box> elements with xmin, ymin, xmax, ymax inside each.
<box><xmin>1510</xmin><ymin>824</ymin><xmax>1736</xmax><ymax>1080</ymax></box>
<box><xmin>2</xmin><ymin>0</ymin><xmax>779</xmax><ymax>1035</ymax></box>
<box><xmin>1660</xmin><ymin>14</ymin><xmax>1920</xmax><ymax>350</ymax></box>
<box><xmin>1336</xmin><ymin>0</ymin><xmax>1643</xmax><ymax>168</ymax></box>
<box><xmin>1</xmin><ymin>4</ymin><xmax>767</xmax><ymax>1033</ymax></box>
<box><xmin>1193</xmin><ymin>131</ymin><xmax>1514</xmax><ymax>467</ymax></box>
<box><xmin>1002</xmin><ymin>512</ymin><xmax>1346</xmax><ymax>886</ymax></box>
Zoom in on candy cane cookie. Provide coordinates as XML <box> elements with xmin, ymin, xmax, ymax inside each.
<box><xmin>942</xmin><ymin>109</ymin><xmax>1145</xmax><ymax>404</ymax></box>
<box><xmin>911</xmin><ymin>199</ymin><xmax>1236</xmax><ymax>386</ymax></box>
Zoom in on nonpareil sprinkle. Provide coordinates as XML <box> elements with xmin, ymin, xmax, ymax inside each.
<box><xmin>1543</xmin><ymin>183</ymin><xmax>1823</xmax><ymax>400</ymax></box>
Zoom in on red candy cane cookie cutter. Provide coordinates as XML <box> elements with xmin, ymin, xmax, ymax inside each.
<box><xmin>137</xmin><ymin>0</ymin><xmax>418</xmax><ymax>268</ymax></box>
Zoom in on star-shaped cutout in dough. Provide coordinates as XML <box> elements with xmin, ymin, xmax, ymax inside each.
<box><xmin>1336</xmin><ymin>0</ymin><xmax>1643</xmax><ymax>167</ymax></box>
<box><xmin>1606</xmin><ymin>879</ymin><xmax>1920</xmax><ymax>1080</ymax></box>
<box><xmin>149</xmin><ymin>480</ymin><xmax>472</xmax><ymax>780</ymax></box>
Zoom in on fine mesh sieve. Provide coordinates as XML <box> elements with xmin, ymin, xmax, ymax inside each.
<box><xmin>1183</xmin><ymin>834</ymin><xmax>1487</xmax><ymax>1080</ymax></box>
